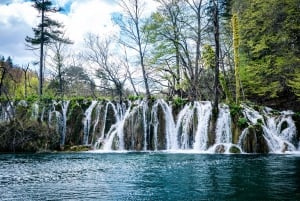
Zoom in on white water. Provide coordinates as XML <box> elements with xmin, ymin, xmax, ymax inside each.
<box><xmin>243</xmin><ymin>106</ymin><xmax>298</xmax><ymax>153</ymax></box>
<box><xmin>157</xmin><ymin>99</ymin><xmax>178</xmax><ymax>150</ymax></box>
<box><xmin>142</xmin><ymin>100</ymin><xmax>149</xmax><ymax>151</ymax></box>
<box><xmin>90</xmin><ymin>103</ymin><xmax>102</xmax><ymax>145</ymax></box>
<box><xmin>193</xmin><ymin>101</ymin><xmax>212</xmax><ymax>151</ymax></box>
<box><xmin>215</xmin><ymin>104</ymin><xmax>232</xmax><ymax>144</ymax></box>
<box><xmin>0</xmin><ymin>102</ymin><xmax>14</xmax><ymax>123</ymax></box>
<box><xmin>83</xmin><ymin>101</ymin><xmax>98</xmax><ymax>145</ymax></box>
<box><xmin>102</xmin><ymin>101</ymin><xmax>131</xmax><ymax>151</ymax></box>
<box><xmin>0</xmin><ymin>99</ymin><xmax>298</xmax><ymax>154</ymax></box>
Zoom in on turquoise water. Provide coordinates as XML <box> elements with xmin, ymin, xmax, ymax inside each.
<box><xmin>0</xmin><ymin>152</ymin><xmax>300</xmax><ymax>201</ymax></box>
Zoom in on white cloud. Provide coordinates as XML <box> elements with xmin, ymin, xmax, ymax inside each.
<box><xmin>0</xmin><ymin>1</ymin><xmax>37</xmax><ymax>64</ymax></box>
<box><xmin>0</xmin><ymin>0</ymin><xmax>157</xmax><ymax>66</ymax></box>
<box><xmin>65</xmin><ymin>0</ymin><xmax>121</xmax><ymax>47</ymax></box>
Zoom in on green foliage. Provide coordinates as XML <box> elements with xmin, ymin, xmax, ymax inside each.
<box><xmin>237</xmin><ymin>117</ymin><xmax>248</xmax><ymax>128</ymax></box>
<box><xmin>202</xmin><ymin>44</ymin><xmax>215</xmax><ymax>69</ymax></box>
<box><xmin>25</xmin><ymin>94</ymin><xmax>39</xmax><ymax>104</ymax></box>
<box><xmin>172</xmin><ymin>96</ymin><xmax>188</xmax><ymax>109</ymax></box>
<box><xmin>229</xmin><ymin>104</ymin><xmax>242</xmax><ymax>117</ymax></box>
<box><xmin>237</xmin><ymin>0</ymin><xmax>300</xmax><ymax>100</ymax></box>
<box><xmin>128</xmin><ymin>95</ymin><xmax>143</xmax><ymax>101</ymax></box>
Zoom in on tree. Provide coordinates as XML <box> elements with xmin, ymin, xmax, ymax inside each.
<box><xmin>84</xmin><ymin>33</ymin><xmax>127</xmax><ymax>101</ymax></box>
<box><xmin>146</xmin><ymin>0</ymin><xmax>185</xmax><ymax>97</ymax></box>
<box><xmin>147</xmin><ymin>0</ymin><xmax>211</xmax><ymax>100</ymax></box>
<box><xmin>21</xmin><ymin>64</ymin><xmax>30</xmax><ymax>98</ymax></box>
<box><xmin>116</xmin><ymin>0</ymin><xmax>151</xmax><ymax>99</ymax></box>
<box><xmin>231</xmin><ymin>13</ymin><xmax>240</xmax><ymax>104</ymax></box>
<box><xmin>47</xmin><ymin>33</ymin><xmax>73</xmax><ymax>98</ymax></box>
<box><xmin>25</xmin><ymin>0</ymin><xmax>72</xmax><ymax>97</ymax></box>
<box><xmin>236</xmin><ymin>0</ymin><xmax>300</xmax><ymax>104</ymax></box>
<box><xmin>63</xmin><ymin>65</ymin><xmax>95</xmax><ymax>97</ymax></box>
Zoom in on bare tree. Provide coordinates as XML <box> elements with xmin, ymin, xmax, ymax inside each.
<box><xmin>84</xmin><ymin>33</ymin><xmax>127</xmax><ymax>102</ymax></box>
<box><xmin>117</xmin><ymin>0</ymin><xmax>151</xmax><ymax>99</ymax></box>
<box><xmin>21</xmin><ymin>64</ymin><xmax>30</xmax><ymax>98</ymax></box>
<box><xmin>47</xmin><ymin>34</ymin><xmax>73</xmax><ymax>98</ymax></box>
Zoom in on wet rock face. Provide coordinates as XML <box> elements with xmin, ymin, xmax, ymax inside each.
<box><xmin>123</xmin><ymin>107</ymin><xmax>144</xmax><ymax>151</ymax></box>
<box><xmin>241</xmin><ymin>125</ymin><xmax>269</xmax><ymax>154</ymax></box>
<box><xmin>156</xmin><ymin>104</ymin><xmax>167</xmax><ymax>150</ymax></box>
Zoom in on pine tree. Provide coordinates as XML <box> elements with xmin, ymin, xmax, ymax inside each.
<box><xmin>25</xmin><ymin>0</ymin><xmax>72</xmax><ymax>97</ymax></box>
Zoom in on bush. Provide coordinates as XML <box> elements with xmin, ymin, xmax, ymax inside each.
<box><xmin>0</xmin><ymin>120</ymin><xmax>59</xmax><ymax>153</ymax></box>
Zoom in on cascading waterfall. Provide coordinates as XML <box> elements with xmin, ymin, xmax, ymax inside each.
<box><xmin>142</xmin><ymin>100</ymin><xmax>149</xmax><ymax>151</ymax></box>
<box><xmin>83</xmin><ymin>101</ymin><xmax>98</xmax><ymax>145</ymax></box>
<box><xmin>242</xmin><ymin>105</ymin><xmax>298</xmax><ymax>152</ymax></box>
<box><xmin>0</xmin><ymin>98</ymin><xmax>298</xmax><ymax>153</ymax></box>
<box><xmin>0</xmin><ymin>102</ymin><xmax>14</xmax><ymax>123</ymax></box>
<box><xmin>157</xmin><ymin>99</ymin><xmax>178</xmax><ymax>150</ymax></box>
<box><xmin>150</xmin><ymin>101</ymin><xmax>159</xmax><ymax>150</ymax></box>
<box><xmin>102</xmin><ymin>101</ymin><xmax>131</xmax><ymax>151</ymax></box>
<box><xmin>193</xmin><ymin>101</ymin><xmax>212</xmax><ymax>151</ymax></box>
<box><xmin>31</xmin><ymin>102</ymin><xmax>39</xmax><ymax>120</ymax></box>
<box><xmin>175</xmin><ymin>103</ymin><xmax>193</xmax><ymax>149</ymax></box>
<box><xmin>215</xmin><ymin>104</ymin><xmax>232</xmax><ymax>144</ymax></box>
<box><xmin>262</xmin><ymin>111</ymin><xmax>297</xmax><ymax>152</ymax></box>
<box><xmin>91</xmin><ymin>103</ymin><xmax>102</xmax><ymax>145</ymax></box>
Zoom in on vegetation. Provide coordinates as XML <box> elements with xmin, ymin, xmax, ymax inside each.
<box><xmin>0</xmin><ymin>0</ymin><xmax>299</xmax><ymax>152</ymax></box>
<box><xmin>3</xmin><ymin>0</ymin><xmax>299</xmax><ymax>110</ymax></box>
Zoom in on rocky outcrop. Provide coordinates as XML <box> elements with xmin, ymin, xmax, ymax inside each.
<box><xmin>241</xmin><ymin>125</ymin><xmax>269</xmax><ymax>154</ymax></box>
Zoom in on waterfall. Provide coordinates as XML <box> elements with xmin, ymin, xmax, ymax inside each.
<box><xmin>61</xmin><ymin>100</ymin><xmax>70</xmax><ymax>146</ymax></box>
<box><xmin>176</xmin><ymin>103</ymin><xmax>192</xmax><ymax>149</ymax></box>
<box><xmin>0</xmin><ymin>98</ymin><xmax>298</xmax><ymax>153</ymax></box>
<box><xmin>31</xmin><ymin>102</ymin><xmax>39</xmax><ymax>121</ymax></box>
<box><xmin>242</xmin><ymin>105</ymin><xmax>298</xmax><ymax>153</ymax></box>
<box><xmin>157</xmin><ymin>99</ymin><xmax>178</xmax><ymax>150</ymax></box>
<box><xmin>151</xmin><ymin>101</ymin><xmax>159</xmax><ymax>150</ymax></box>
<box><xmin>262</xmin><ymin>111</ymin><xmax>297</xmax><ymax>153</ymax></box>
<box><xmin>193</xmin><ymin>101</ymin><xmax>212</xmax><ymax>151</ymax></box>
<box><xmin>0</xmin><ymin>102</ymin><xmax>14</xmax><ymax>123</ymax></box>
<box><xmin>83</xmin><ymin>101</ymin><xmax>98</xmax><ymax>145</ymax></box>
<box><xmin>102</xmin><ymin>101</ymin><xmax>131</xmax><ymax>151</ymax></box>
<box><xmin>90</xmin><ymin>103</ymin><xmax>102</xmax><ymax>145</ymax></box>
<box><xmin>142</xmin><ymin>100</ymin><xmax>149</xmax><ymax>151</ymax></box>
<box><xmin>215</xmin><ymin>104</ymin><xmax>232</xmax><ymax>144</ymax></box>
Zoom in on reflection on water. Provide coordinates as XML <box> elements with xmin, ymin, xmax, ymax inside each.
<box><xmin>0</xmin><ymin>152</ymin><xmax>300</xmax><ymax>200</ymax></box>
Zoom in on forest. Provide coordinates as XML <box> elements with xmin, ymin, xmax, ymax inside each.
<box><xmin>1</xmin><ymin>0</ymin><xmax>299</xmax><ymax>110</ymax></box>
<box><xmin>0</xmin><ymin>0</ymin><xmax>299</xmax><ymax>152</ymax></box>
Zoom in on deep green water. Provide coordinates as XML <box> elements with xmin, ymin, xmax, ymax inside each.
<box><xmin>0</xmin><ymin>152</ymin><xmax>300</xmax><ymax>201</ymax></box>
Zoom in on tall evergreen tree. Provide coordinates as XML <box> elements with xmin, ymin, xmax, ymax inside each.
<box><xmin>234</xmin><ymin>0</ymin><xmax>300</xmax><ymax>107</ymax></box>
<box><xmin>25</xmin><ymin>0</ymin><xmax>71</xmax><ymax>97</ymax></box>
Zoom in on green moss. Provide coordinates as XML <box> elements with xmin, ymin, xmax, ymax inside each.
<box><xmin>229</xmin><ymin>146</ymin><xmax>241</xmax><ymax>154</ymax></box>
<box><xmin>237</xmin><ymin>117</ymin><xmax>248</xmax><ymax>128</ymax></box>
<box><xmin>172</xmin><ymin>96</ymin><xmax>188</xmax><ymax>109</ymax></box>
<box><xmin>128</xmin><ymin>95</ymin><xmax>143</xmax><ymax>101</ymax></box>
<box><xmin>229</xmin><ymin>104</ymin><xmax>242</xmax><ymax>117</ymax></box>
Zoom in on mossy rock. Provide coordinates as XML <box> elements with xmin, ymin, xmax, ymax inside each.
<box><xmin>229</xmin><ymin>145</ymin><xmax>241</xmax><ymax>154</ymax></box>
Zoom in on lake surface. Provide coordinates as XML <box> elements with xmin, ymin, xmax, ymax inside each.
<box><xmin>0</xmin><ymin>152</ymin><xmax>300</xmax><ymax>201</ymax></box>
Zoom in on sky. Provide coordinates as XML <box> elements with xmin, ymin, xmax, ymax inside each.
<box><xmin>0</xmin><ymin>0</ymin><xmax>158</xmax><ymax>66</ymax></box>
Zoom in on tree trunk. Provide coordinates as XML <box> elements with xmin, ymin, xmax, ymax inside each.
<box><xmin>232</xmin><ymin>14</ymin><xmax>240</xmax><ymax>104</ymax></box>
<box><xmin>39</xmin><ymin>4</ymin><xmax>45</xmax><ymax>97</ymax></box>
<box><xmin>213</xmin><ymin>0</ymin><xmax>220</xmax><ymax>118</ymax></box>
